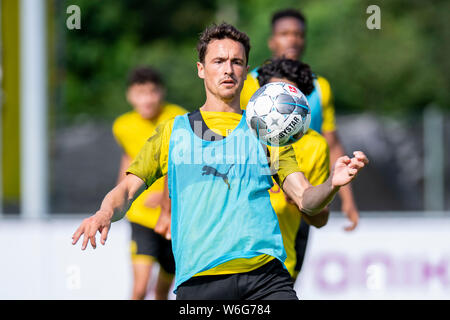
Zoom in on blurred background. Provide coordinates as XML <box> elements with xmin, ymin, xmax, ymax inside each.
<box><xmin>0</xmin><ymin>0</ymin><xmax>449</xmax><ymax>299</ymax></box>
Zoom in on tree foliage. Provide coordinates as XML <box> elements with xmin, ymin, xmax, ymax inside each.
<box><xmin>61</xmin><ymin>0</ymin><xmax>449</xmax><ymax>122</ymax></box>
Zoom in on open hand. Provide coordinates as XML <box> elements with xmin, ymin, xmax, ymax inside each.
<box><xmin>331</xmin><ymin>151</ymin><xmax>368</xmax><ymax>188</ymax></box>
<box><xmin>72</xmin><ymin>210</ymin><xmax>112</xmax><ymax>250</ymax></box>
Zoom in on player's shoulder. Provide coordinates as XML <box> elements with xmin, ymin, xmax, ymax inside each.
<box><xmin>315</xmin><ymin>75</ymin><xmax>331</xmax><ymax>91</ymax></box>
<box><xmin>112</xmin><ymin>110</ymin><xmax>140</xmax><ymax>132</ymax></box>
<box><xmin>155</xmin><ymin>117</ymin><xmax>177</xmax><ymax>137</ymax></box>
<box><xmin>114</xmin><ymin>110</ymin><xmax>139</xmax><ymax>123</ymax></box>
<box><xmin>142</xmin><ymin>117</ymin><xmax>177</xmax><ymax>152</ymax></box>
<box><xmin>152</xmin><ymin>103</ymin><xmax>187</xmax><ymax>132</ymax></box>
<box><xmin>161</xmin><ymin>102</ymin><xmax>188</xmax><ymax>117</ymax></box>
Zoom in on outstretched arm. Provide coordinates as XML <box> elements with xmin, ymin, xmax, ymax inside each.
<box><xmin>72</xmin><ymin>173</ymin><xmax>146</xmax><ymax>250</ymax></box>
<box><xmin>284</xmin><ymin>194</ymin><xmax>330</xmax><ymax>228</ymax></box>
<box><xmin>73</xmin><ymin>119</ymin><xmax>172</xmax><ymax>250</ymax></box>
<box><xmin>282</xmin><ymin>151</ymin><xmax>368</xmax><ymax>216</ymax></box>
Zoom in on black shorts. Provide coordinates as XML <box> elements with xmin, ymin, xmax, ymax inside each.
<box><xmin>294</xmin><ymin>219</ymin><xmax>310</xmax><ymax>273</ymax></box>
<box><xmin>176</xmin><ymin>259</ymin><xmax>298</xmax><ymax>300</ymax></box>
<box><xmin>130</xmin><ymin>222</ymin><xmax>175</xmax><ymax>275</ymax></box>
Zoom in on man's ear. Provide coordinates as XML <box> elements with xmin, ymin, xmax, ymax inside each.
<box><xmin>197</xmin><ymin>61</ymin><xmax>205</xmax><ymax>79</ymax></box>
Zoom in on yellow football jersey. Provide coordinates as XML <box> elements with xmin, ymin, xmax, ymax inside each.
<box><xmin>240</xmin><ymin>70</ymin><xmax>260</xmax><ymax>109</ymax></box>
<box><xmin>240</xmin><ymin>69</ymin><xmax>331</xmax><ymax>277</ymax></box>
<box><xmin>112</xmin><ymin>103</ymin><xmax>187</xmax><ymax>229</ymax></box>
<box><xmin>127</xmin><ymin>110</ymin><xmax>302</xmax><ymax>276</ymax></box>
<box><xmin>269</xmin><ymin>129</ymin><xmax>330</xmax><ymax>276</ymax></box>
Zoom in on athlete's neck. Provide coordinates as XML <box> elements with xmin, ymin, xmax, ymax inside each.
<box><xmin>201</xmin><ymin>96</ymin><xmax>241</xmax><ymax>114</ymax></box>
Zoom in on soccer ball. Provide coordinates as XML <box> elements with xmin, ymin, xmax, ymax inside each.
<box><xmin>245</xmin><ymin>82</ymin><xmax>311</xmax><ymax>146</ymax></box>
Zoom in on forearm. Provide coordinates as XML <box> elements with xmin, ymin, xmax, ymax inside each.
<box><xmin>99</xmin><ymin>175</ymin><xmax>146</xmax><ymax>222</ymax></box>
<box><xmin>300</xmin><ymin>176</ymin><xmax>339</xmax><ymax>216</ymax></box>
<box><xmin>282</xmin><ymin>172</ymin><xmax>339</xmax><ymax>216</ymax></box>
<box><xmin>72</xmin><ymin>173</ymin><xmax>147</xmax><ymax>250</ymax></box>
<box><xmin>99</xmin><ymin>186</ymin><xmax>129</xmax><ymax>222</ymax></box>
<box><xmin>301</xmin><ymin>207</ymin><xmax>330</xmax><ymax>228</ymax></box>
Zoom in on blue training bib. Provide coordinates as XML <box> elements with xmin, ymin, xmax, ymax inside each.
<box><xmin>167</xmin><ymin>111</ymin><xmax>287</xmax><ymax>292</ymax></box>
<box><xmin>306</xmin><ymin>79</ymin><xmax>323</xmax><ymax>133</ymax></box>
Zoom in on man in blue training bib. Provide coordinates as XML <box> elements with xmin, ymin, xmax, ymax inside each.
<box><xmin>72</xmin><ymin>23</ymin><xmax>369</xmax><ymax>300</ymax></box>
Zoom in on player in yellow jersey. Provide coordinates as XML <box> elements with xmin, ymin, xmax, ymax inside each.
<box><xmin>155</xmin><ymin>58</ymin><xmax>331</xmax><ymax>280</ymax></box>
<box><xmin>241</xmin><ymin>9</ymin><xmax>359</xmax><ymax>231</ymax></box>
<box><xmin>241</xmin><ymin>8</ymin><xmax>361</xmax><ymax>279</ymax></box>
<box><xmin>256</xmin><ymin>58</ymin><xmax>330</xmax><ymax>279</ymax></box>
<box><xmin>112</xmin><ymin>67</ymin><xmax>187</xmax><ymax>299</ymax></box>
<box><xmin>72</xmin><ymin>23</ymin><xmax>369</xmax><ymax>300</ymax></box>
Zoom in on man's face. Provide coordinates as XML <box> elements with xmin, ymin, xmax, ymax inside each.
<box><xmin>197</xmin><ymin>38</ymin><xmax>248</xmax><ymax>102</ymax></box>
<box><xmin>269</xmin><ymin>17</ymin><xmax>305</xmax><ymax>60</ymax></box>
<box><xmin>126</xmin><ymin>82</ymin><xmax>164</xmax><ymax>120</ymax></box>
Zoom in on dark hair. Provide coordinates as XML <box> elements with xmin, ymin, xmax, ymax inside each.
<box><xmin>127</xmin><ymin>66</ymin><xmax>164</xmax><ymax>88</ymax></box>
<box><xmin>271</xmin><ymin>8</ymin><xmax>306</xmax><ymax>30</ymax></box>
<box><xmin>197</xmin><ymin>23</ymin><xmax>251</xmax><ymax>65</ymax></box>
<box><xmin>257</xmin><ymin>58</ymin><xmax>315</xmax><ymax>95</ymax></box>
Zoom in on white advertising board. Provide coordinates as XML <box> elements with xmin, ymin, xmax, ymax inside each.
<box><xmin>295</xmin><ymin>216</ymin><xmax>450</xmax><ymax>300</ymax></box>
<box><xmin>0</xmin><ymin>215</ymin><xmax>448</xmax><ymax>299</ymax></box>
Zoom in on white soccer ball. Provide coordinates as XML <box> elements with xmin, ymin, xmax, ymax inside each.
<box><xmin>245</xmin><ymin>82</ymin><xmax>311</xmax><ymax>146</ymax></box>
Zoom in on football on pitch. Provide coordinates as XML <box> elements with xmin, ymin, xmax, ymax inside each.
<box><xmin>245</xmin><ymin>82</ymin><xmax>311</xmax><ymax>146</ymax></box>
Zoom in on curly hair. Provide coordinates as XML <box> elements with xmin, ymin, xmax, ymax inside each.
<box><xmin>197</xmin><ymin>23</ymin><xmax>251</xmax><ymax>65</ymax></box>
<box><xmin>257</xmin><ymin>58</ymin><xmax>315</xmax><ymax>95</ymax></box>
